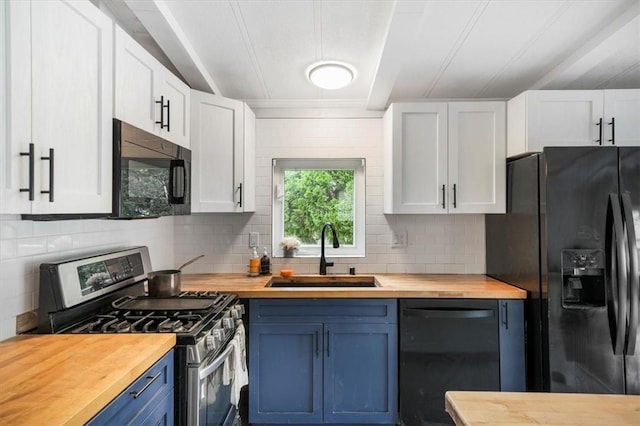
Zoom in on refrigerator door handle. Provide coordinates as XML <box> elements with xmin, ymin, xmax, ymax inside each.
<box><xmin>606</xmin><ymin>193</ymin><xmax>628</xmax><ymax>355</ymax></box>
<box><xmin>621</xmin><ymin>193</ymin><xmax>639</xmax><ymax>355</ymax></box>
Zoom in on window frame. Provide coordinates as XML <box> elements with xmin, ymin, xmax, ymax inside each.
<box><xmin>272</xmin><ymin>158</ymin><xmax>366</xmax><ymax>258</ymax></box>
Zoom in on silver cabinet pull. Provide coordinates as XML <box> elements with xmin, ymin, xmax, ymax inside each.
<box><xmin>130</xmin><ymin>371</ymin><xmax>161</xmax><ymax>399</ymax></box>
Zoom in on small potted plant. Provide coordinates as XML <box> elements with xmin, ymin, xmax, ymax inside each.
<box><xmin>279</xmin><ymin>236</ymin><xmax>301</xmax><ymax>258</ymax></box>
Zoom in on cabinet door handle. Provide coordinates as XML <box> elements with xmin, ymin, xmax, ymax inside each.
<box><xmin>236</xmin><ymin>183</ymin><xmax>243</xmax><ymax>207</ymax></box>
<box><xmin>595</xmin><ymin>118</ymin><xmax>603</xmax><ymax>145</ymax></box>
<box><xmin>326</xmin><ymin>330</ymin><xmax>330</xmax><ymax>357</ymax></box>
<box><xmin>168</xmin><ymin>159</ymin><xmax>186</xmax><ymax>204</ymax></box>
<box><xmin>19</xmin><ymin>143</ymin><xmax>35</xmax><ymax>201</ymax></box>
<box><xmin>402</xmin><ymin>307</ymin><xmax>494</xmax><ymax>319</ymax></box>
<box><xmin>501</xmin><ymin>301</ymin><xmax>509</xmax><ymax>330</ymax></box>
<box><xmin>608</xmin><ymin>117</ymin><xmax>615</xmax><ymax>145</ymax></box>
<box><xmin>155</xmin><ymin>95</ymin><xmax>165</xmax><ymax>128</ymax></box>
<box><xmin>130</xmin><ymin>372</ymin><xmax>161</xmax><ymax>399</ymax></box>
<box><xmin>315</xmin><ymin>331</ymin><xmax>319</xmax><ymax>357</ymax></box>
<box><xmin>453</xmin><ymin>183</ymin><xmax>457</xmax><ymax>208</ymax></box>
<box><xmin>40</xmin><ymin>148</ymin><xmax>54</xmax><ymax>202</ymax></box>
<box><xmin>441</xmin><ymin>185</ymin><xmax>446</xmax><ymax>209</ymax></box>
<box><xmin>165</xmin><ymin>99</ymin><xmax>170</xmax><ymax>132</ymax></box>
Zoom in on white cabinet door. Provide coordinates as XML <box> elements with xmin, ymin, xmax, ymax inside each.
<box><xmin>190</xmin><ymin>90</ymin><xmax>254</xmax><ymax>213</ymax></box>
<box><xmin>30</xmin><ymin>0</ymin><xmax>113</xmax><ymax>214</ymax></box>
<box><xmin>1</xmin><ymin>0</ymin><xmax>31</xmax><ymax>213</ymax></box>
<box><xmin>448</xmin><ymin>102</ymin><xmax>506</xmax><ymax>214</ymax></box>
<box><xmin>158</xmin><ymin>70</ymin><xmax>190</xmax><ymax>149</ymax></box>
<box><xmin>3</xmin><ymin>0</ymin><xmax>113</xmax><ymax>215</ymax></box>
<box><xmin>114</xmin><ymin>26</ymin><xmax>159</xmax><ymax>136</ymax></box>
<box><xmin>603</xmin><ymin>89</ymin><xmax>640</xmax><ymax>147</ymax></box>
<box><xmin>114</xmin><ymin>26</ymin><xmax>190</xmax><ymax>149</ymax></box>
<box><xmin>383</xmin><ymin>103</ymin><xmax>448</xmax><ymax>214</ymax></box>
<box><xmin>526</xmin><ymin>90</ymin><xmax>604</xmax><ymax>152</ymax></box>
<box><xmin>242</xmin><ymin>104</ymin><xmax>256</xmax><ymax>213</ymax></box>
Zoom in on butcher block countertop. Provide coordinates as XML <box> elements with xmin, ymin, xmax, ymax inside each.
<box><xmin>445</xmin><ymin>391</ymin><xmax>640</xmax><ymax>425</ymax></box>
<box><xmin>0</xmin><ymin>334</ymin><xmax>175</xmax><ymax>426</ymax></box>
<box><xmin>182</xmin><ymin>273</ymin><xmax>527</xmax><ymax>299</ymax></box>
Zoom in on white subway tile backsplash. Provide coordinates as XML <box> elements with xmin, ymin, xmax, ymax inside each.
<box><xmin>17</xmin><ymin>237</ymin><xmax>48</xmax><ymax>257</ymax></box>
<box><xmin>0</xmin><ymin>216</ymin><xmax>175</xmax><ymax>339</ymax></box>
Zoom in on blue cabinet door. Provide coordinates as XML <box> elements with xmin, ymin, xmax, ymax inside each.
<box><xmin>249</xmin><ymin>323</ymin><xmax>323</xmax><ymax>424</ymax></box>
<box><xmin>499</xmin><ymin>299</ymin><xmax>526</xmax><ymax>391</ymax></box>
<box><xmin>324</xmin><ymin>323</ymin><xmax>398</xmax><ymax>424</ymax></box>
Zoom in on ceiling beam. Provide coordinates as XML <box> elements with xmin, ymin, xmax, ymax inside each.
<box><xmin>366</xmin><ymin>1</ymin><xmax>427</xmax><ymax>111</ymax></box>
<box><xmin>532</xmin><ymin>0</ymin><xmax>640</xmax><ymax>90</ymax></box>
<box><xmin>124</xmin><ymin>0</ymin><xmax>221</xmax><ymax>94</ymax></box>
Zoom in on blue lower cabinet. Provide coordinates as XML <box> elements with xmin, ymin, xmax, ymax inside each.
<box><xmin>88</xmin><ymin>350</ymin><xmax>174</xmax><ymax>426</ymax></box>
<box><xmin>249</xmin><ymin>323</ymin><xmax>324</xmax><ymax>424</ymax></box>
<box><xmin>324</xmin><ymin>323</ymin><xmax>397</xmax><ymax>424</ymax></box>
<box><xmin>499</xmin><ymin>299</ymin><xmax>526</xmax><ymax>391</ymax></box>
<box><xmin>249</xmin><ymin>299</ymin><xmax>398</xmax><ymax>425</ymax></box>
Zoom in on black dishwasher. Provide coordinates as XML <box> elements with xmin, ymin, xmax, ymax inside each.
<box><xmin>399</xmin><ymin>299</ymin><xmax>524</xmax><ymax>425</ymax></box>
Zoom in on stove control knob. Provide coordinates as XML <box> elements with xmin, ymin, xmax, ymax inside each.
<box><xmin>236</xmin><ymin>304</ymin><xmax>245</xmax><ymax>315</ymax></box>
<box><xmin>222</xmin><ymin>317</ymin><xmax>234</xmax><ymax>329</ymax></box>
<box><xmin>231</xmin><ymin>306</ymin><xmax>242</xmax><ymax>319</ymax></box>
<box><xmin>213</xmin><ymin>328</ymin><xmax>225</xmax><ymax>343</ymax></box>
<box><xmin>205</xmin><ymin>334</ymin><xmax>217</xmax><ymax>351</ymax></box>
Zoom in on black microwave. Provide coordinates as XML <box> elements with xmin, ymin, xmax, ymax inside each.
<box><xmin>112</xmin><ymin>119</ymin><xmax>191</xmax><ymax>218</ymax></box>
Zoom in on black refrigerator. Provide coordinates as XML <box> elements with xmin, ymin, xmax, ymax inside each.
<box><xmin>486</xmin><ymin>146</ymin><xmax>639</xmax><ymax>394</ymax></box>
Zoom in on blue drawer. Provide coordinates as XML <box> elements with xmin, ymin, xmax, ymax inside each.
<box><xmin>250</xmin><ymin>299</ymin><xmax>397</xmax><ymax>323</ymax></box>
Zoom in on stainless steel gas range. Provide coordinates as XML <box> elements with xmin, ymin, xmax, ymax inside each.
<box><xmin>37</xmin><ymin>246</ymin><xmax>246</xmax><ymax>426</ymax></box>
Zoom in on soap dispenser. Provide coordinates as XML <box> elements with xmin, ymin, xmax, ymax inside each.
<box><xmin>260</xmin><ymin>247</ymin><xmax>271</xmax><ymax>275</ymax></box>
<box><xmin>249</xmin><ymin>247</ymin><xmax>260</xmax><ymax>277</ymax></box>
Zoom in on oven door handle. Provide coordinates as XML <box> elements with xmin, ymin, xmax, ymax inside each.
<box><xmin>199</xmin><ymin>343</ymin><xmax>234</xmax><ymax>380</ymax></box>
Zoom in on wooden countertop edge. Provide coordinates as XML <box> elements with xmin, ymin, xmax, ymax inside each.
<box><xmin>445</xmin><ymin>391</ymin><xmax>469</xmax><ymax>426</ymax></box>
<box><xmin>70</xmin><ymin>337</ymin><xmax>176</xmax><ymax>425</ymax></box>
<box><xmin>181</xmin><ymin>273</ymin><xmax>527</xmax><ymax>299</ymax></box>
<box><xmin>0</xmin><ymin>335</ymin><xmax>176</xmax><ymax>426</ymax></box>
<box><xmin>444</xmin><ymin>391</ymin><xmax>640</xmax><ymax>426</ymax></box>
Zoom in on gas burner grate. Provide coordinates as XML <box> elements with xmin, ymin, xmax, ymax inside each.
<box><xmin>69</xmin><ymin>310</ymin><xmax>206</xmax><ymax>334</ymax></box>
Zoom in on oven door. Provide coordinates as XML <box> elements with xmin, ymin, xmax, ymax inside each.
<box><xmin>187</xmin><ymin>344</ymin><xmax>238</xmax><ymax>426</ymax></box>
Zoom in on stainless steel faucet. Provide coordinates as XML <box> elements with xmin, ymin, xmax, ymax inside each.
<box><xmin>319</xmin><ymin>223</ymin><xmax>340</xmax><ymax>275</ymax></box>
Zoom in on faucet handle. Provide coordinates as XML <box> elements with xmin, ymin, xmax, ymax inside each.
<box><xmin>325</xmin><ymin>260</ymin><xmax>334</xmax><ymax>267</ymax></box>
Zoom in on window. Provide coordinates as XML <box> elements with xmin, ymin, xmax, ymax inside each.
<box><xmin>272</xmin><ymin>159</ymin><xmax>365</xmax><ymax>257</ymax></box>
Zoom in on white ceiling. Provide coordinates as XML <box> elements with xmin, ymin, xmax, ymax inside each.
<box><xmin>110</xmin><ymin>0</ymin><xmax>640</xmax><ymax>110</ymax></box>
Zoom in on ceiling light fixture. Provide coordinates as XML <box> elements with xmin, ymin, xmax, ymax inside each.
<box><xmin>306</xmin><ymin>61</ymin><xmax>356</xmax><ymax>90</ymax></box>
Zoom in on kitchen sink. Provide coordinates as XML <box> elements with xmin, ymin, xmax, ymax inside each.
<box><xmin>267</xmin><ymin>275</ymin><xmax>378</xmax><ymax>288</ymax></box>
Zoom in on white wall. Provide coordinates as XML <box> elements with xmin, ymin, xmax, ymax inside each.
<box><xmin>0</xmin><ymin>215</ymin><xmax>175</xmax><ymax>340</ymax></box>
<box><xmin>175</xmin><ymin>117</ymin><xmax>486</xmax><ymax>276</ymax></box>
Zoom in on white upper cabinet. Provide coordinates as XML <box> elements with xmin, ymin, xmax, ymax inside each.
<box><xmin>384</xmin><ymin>102</ymin><xmax>506</xmax><ymax>214</ymax></box>
<box><xmin>448</xmin><ymin>102</ymin><xmax>506</xmax><ymax>214</ymax></box>
<box><xmin>190</xmin><ymin>90</ymin><xmax>255</xmax><ymax>213</ymax></box>
<box><xmin>507</xmin><ymin>89</ymin><xmax>640</xmax><ymax>157</ymax></box>
<box><xmin>383</xmin><ymin>103</ymin><xmax>448</xmax><ymax>214</ymax></box>
<box><xmin>114</xmin><ymin>26</ymin><xmax>190</xmax><ymax>148</ymax></box>
<box><xmin>603</xmin><ymin>89</ymin><xmax>640</xmax><ymax>147</ymax></box>
<box><xmin>2</xmin><ymin>0</ymin><xmax>113</xmax><ymax>215</ymax></box>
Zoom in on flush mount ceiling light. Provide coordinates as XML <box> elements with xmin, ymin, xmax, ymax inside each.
<box><xmin>306</xmin><ymin>61</ymin><xmax>356</xmax><ymax>90</ymax></box>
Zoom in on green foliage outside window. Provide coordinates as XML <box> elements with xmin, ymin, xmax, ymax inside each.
<box><xmin>283</xmin><ymin>169</ymin><xmax>354</xmax><ymax>245</ymax></box>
